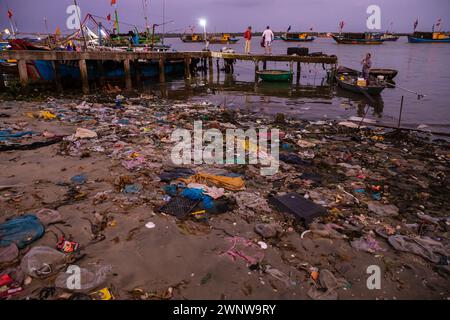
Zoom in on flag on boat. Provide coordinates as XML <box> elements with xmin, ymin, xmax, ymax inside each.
<box><xmin>339</xmin><ymin>20</ymin><xmax>344</xmax><ymax>32</ymax></box>
<box><xmin>107</xmin><ymin>13</ymin><xmax>111</xmax><ymax>21</ymax></box>
<box><xmin>435</xmin><ymin>18</ymin><xmax>442</xmax><ymax>30</ymax></box>
<box><xmin>7</xmin><ymin>9</ymin><xmax>13</xmax><ymax>19</ymax></box>
<box><xmin>287</xmin><ymin>25</ymin><xmax>291</xmax><ymax>32</ymax></box>
<box><xmin>413</xmin><ymin>18</ymin><xmax>418</xmax><ymax>31</ymax></box>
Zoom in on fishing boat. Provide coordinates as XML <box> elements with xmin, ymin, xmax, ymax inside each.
<box><xmin>180</xmin><ymin>33</ymin><xmax>205</xmax><ymax>43</ymax></box>
<box><xmin>208</xmin><ymin>34</ymin><xmax>239</xmax><ymax>44</ymax></box>
<box><xmin>407</xmin><ymin>31</ymin><xmax>450</xmax><ymax>43</ymax></box>
<box><xmin>181</xmin><ymin>33</ymin><xmax>239</xmax><ymax>44</ymax></box>
<box><xmin>5</xmin><ymin>39</ymin><xmax>184</xmax><ymax>82</ymax></box>
<box><xmin>335</xmin><ymin>73</ymin><xmax>385</xmax><ymax>96</ymax></box>
<box><xmin>332</xmin><ymin>33</ymin><xmax>383</xmax><ymax>44</ymax></box>
<box><xmin>280</xmin><ymin>32</ymin><xmax>315</xmax><ymax>42</ymax></box>
<box><xmin>256</xmin><ymin>70</ymin><xmax>293</xmax><ymax>82</ymax></box>
<box><xmin>337</xmin><ymin>66</ymin><xmax>398</xmax><ymax>81</ymax></box>
<box><xmin>381</xmin><ymin>33</ymin><xmax>400</xmax><ymax>41</ymax></box>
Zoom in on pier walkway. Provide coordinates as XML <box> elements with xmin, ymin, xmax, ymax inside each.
<box><xmin>0</xmin><ymin>50</ymin><xmax>337</xmax><ymax>93</ymax></box>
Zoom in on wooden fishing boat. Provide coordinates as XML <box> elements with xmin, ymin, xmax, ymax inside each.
<box><xmin>256</xmin><ymin>70</ymin><xmax>293</xmax><ymax>82</ymax></box>
<box><xmin>181</xmin><ymin>34</ymin><xmax>205</xmax><ymax>43</ymax></box>
<box><xmin>381</xmin><ymin>33</ymin><xmax>400</xmax><ymax>41</ymax></box>
<box><xmin>408</xmin><ymin>32</ymin><xmax>450</xmax><ymax>43</ymax></box>
<box><xmin>208</xmin><ymin>34</ymin><xmax>239</xmax><ymax>44</ymax></box>
<box><xmin>332</xmin><ymin>33</ymin><xmax>383</xmax><ymax>44</ymax></box>
<box><xmin>337</xmin><ymin>66</ymin><xmax>398</xmax><ymax>81</ymax></box>
<box><xmin>335</xmin><ymin>74</ymin><xmax>385</xmax><ymax>96</ymax></box>
<box><xmin>280</xmin><ymin>32</ymin><xmax>315</xmax><ymax>42</ymax></box>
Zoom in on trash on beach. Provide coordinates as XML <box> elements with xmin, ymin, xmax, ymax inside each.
<box><xmin>0</xmin><ymin>215</ymin><xmax>45</xmax><ymax>249</ymax></box>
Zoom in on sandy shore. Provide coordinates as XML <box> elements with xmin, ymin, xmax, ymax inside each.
<box><xmin>0</xmin><ymin>94</ymin><xmax>448</xmax><ymax>300</ymax></box>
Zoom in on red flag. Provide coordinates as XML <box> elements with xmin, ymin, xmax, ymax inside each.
<box><xmin>107</xmin><ymin>14</ymin><xmax>111</xmax><ymax>21</ymax></box>
<box><xmin>7</xmin><ymin>9</ymin><xmax>13</xmax><ymax>19</ymax></box>
<box><xmin>111</xmin><ymin>0</ymin><xmax>116</xmax><ymax>5</ymax></box>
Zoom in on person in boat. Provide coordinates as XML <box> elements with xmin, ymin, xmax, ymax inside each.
<box><xmin>262</xmin><ymin>26</ymin><xmax>274</xmax><ymax>54</ymax></box>
<box><xmin>361</xmin><ymin>53</ymin><xmax>372</xmax><ymax>80</ymax></box>
<box><xmin>244</xmin><ymin>26</ymin><xmax>252</xmax><ymax>54</ymax></box>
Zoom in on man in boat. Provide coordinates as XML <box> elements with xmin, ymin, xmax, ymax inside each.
<box><xmin>244</xmin><ymin>26</ymin><xmax>252</xmax><ymax>54</ymax></box>
<box><xmin>262</xmin><ymin>26</ymin><xmax>274</xmax><ymax>55</ymax></box>
<box><xmin>361</xmin><ymin>53</ymin><xmax>372</xmax><ymax>80</ymax></box>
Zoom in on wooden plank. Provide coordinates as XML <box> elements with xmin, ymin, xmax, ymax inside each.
<box><xmin>78</xmin><ymin>59</ymin><xmax>89</xmax><ymax>94</ymax></box>
<box><xmin>124</xmin><ymin>58</ymin><xmax>132</xmax><ymax>90</ymax></box>
<box><xmin>17</xmin><ymin>59</ymin><xmax>28</xmax><ymax>87</ymax></box>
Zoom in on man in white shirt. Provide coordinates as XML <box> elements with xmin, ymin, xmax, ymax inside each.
<box><xmin>262</xmin><ymin>26</ymin><xmax>274</xmax><ymax>54</ymax></box>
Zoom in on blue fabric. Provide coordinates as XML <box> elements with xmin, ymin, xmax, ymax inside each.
<box><xmin>0</xmin><ymin>215</ymin><xmax>45</xmax><ymax>249</ymax></box>
<box><xmin>0</xmin><ymin>130</ymin><xmax>34</xmax><ymax>141</ymax></box>
<box><xmin>181</xmin><ymin>188</ymin><xmax>213</xmax><ymax>209</ymax></box>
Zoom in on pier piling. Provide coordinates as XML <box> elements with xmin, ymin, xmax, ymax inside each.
<box><xmin>78</xmin><ymin>59</ymin><xmax>89</xmax><ymax>94</ymax></box>
<box><xmin>159</xmin><ymin>57</ymin><xmax>165</xmax><ymax>83</ymax></box>
<box><xmin>18</xmin><ymin>60</ymin><xmax>28</xmax><ymax>88</ymax></box>
<box><xmin>124</xmin><ymin>58</ymin><xmax>132</xmax><ymax>90</ymax></box>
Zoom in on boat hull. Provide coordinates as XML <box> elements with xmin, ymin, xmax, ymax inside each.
<box><xmin>332</xmin><ymin>35</ymin><xmax>383</xmax><ymax>44</ymax></box>
<box><xmin>280</xmin><ymin>37</ymin><xmax>315</xmax><ymax>42</ymax></box>
<box><xmin>29</xmin><ymin>59</ymin><xmax>184</xmax><ymax>82</ymax></box>
<box><xmin>407</xmin><ymin>36</ymin><xmax>450</xmax><ymax>43</ymax></box>
<box><xmin>335</xmin><ymin>76</ymin><xmax>385</xmax><ymax>96</ymax></box>
<box><xmin>257</xmin><ymin>70</ymin><xmax>293</xmax><ymax>82</ymax></box>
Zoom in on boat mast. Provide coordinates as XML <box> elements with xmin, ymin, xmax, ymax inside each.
<box><xmin>74</xmin><ymin>0</ymin><xmax>87</xmax><ymax>50</ymax></box>
<box><xmin>162</xmin><ymin>0</ymin><xmax>165</xmax><ymax>45</ymax></box>
<box><xmin>142</xmin><ymin>0</ymin><xmax>150</xmax><ymax>38</ymax></box>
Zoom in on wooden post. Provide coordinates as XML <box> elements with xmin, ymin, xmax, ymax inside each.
<box><xmin>78</xmin><ymin>59</ymin><xmax>89</xmax><ymax>94</ymax></box>
<box><xmin>254</xmin><ymin>60</ymin><xmax>259</xmax><ymax>83</ymax></box>
<box><xmin>216</xmin><ymin>58</ymin><xmax>220</xmax><ymax>74</ymax></box>
<box><xmin>97</xmin><ymin>60</ymin><xmax>105</xmax><ymax>87</ymax></box>
<box><xmin>135</xmin><ymin>60</ymin><xmax>141</xmax><ymax>86</ymax></box>
<box><xmin>397</xmin><ymin>96</ymin><xmax>404</xmax><ymax>129</ymax></box>
<box><xmin>289</xmin><ymin>61</ymin><xmax>294</xmax><ymax>83</ymax></box>
<box><xmin>159</xmin><ymin>57</ymin><xmax>165</xmax><ymax>83</ymax></box>
<box><xmin>296</xmin><ymin>62</ymin><xmax>301</xmax><ymax>84</ymax></box>
<box><xmin>184</xmin><ymin>56</ymin><xmax>191</xmax><ymax>80</ymax></box>
<box><xmin>208</xmin><ymin>57</ymin><xmax>213</xmax><ymax>82</ymax></box>
<box><xmin>51</xmin><ymin>61</ymin><xmax>63</xmax><ymax>92</ymax></box>
<box><xmin>124</xmin><ymin>58</ymin><xmax>132</xmax><ymax>90</ymax></box>
<box><xmin>263</xmin><ymin>60</ymin><xmax>267</xmax><ymax>70</ymax></box>
<box><xmin>18</xmin><ymin>60</ymin><xmax>28</xmax><ymax>88</ymax></box>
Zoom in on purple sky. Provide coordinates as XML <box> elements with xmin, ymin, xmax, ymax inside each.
<box><xmin>1</xmin><ymin>0</ymin><xmax>449</xmax><ymax>34</ymax></box>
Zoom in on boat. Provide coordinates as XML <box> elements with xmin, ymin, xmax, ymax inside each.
<box><xmin>337</xmin><ymin>66</ymin><xmax>398</xmax><ymax>81</ymax></box>
<box><xmin>181</xmin><ymin>34</ymin><xmax>205</xmax><ymax>43</ymax></box>
<box><xmin>408</xmin><ymin>31</ymin><xmax>450</xmax><ymax>43</ymax></box>
<box><xmin>181</xmin><ymin>33</ymin><xmax>239</xmax><ymax>44</ymax></box>
<box><xmin>332</xmin><ymin>33</ymin><xmax>383</xmax><ymax>44</ymax></box>
<box><xmin>335</xmin><ymin>73</ymin><xmax>385</xmax><ymax>96</ymax></box>
<box><xmin>280</xmin><ymin>32</ymin><xmax>315</xmax><ymax>42</ymax></box>
<box><xmin>381</xmin><ymin>33</ymin><xmax>400</xmax><ymax>41</ymax></box>
<box><xmin>6</xmin><ymin>39</ymin><xmax>184</xmax><ymax>82</ymax></box>
<box><xmin>256</xmin><ymin>70</ymin><xmax>293</xmax><ymax>82</ymax></box>
<box><xmin>208</xmin><ymin>34</ymin><xmax>239</xmax><ymax>44</ymax></box>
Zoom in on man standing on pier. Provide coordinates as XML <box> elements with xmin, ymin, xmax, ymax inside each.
<box><xmin>262</xmin><ymin>26</ymin><xmax>274</xmax><ymax>54</ymax></box>
<box><xmin>244</xmin><ymin>26</ymin><xmax>252</xmax><ymax>54</ymax></box>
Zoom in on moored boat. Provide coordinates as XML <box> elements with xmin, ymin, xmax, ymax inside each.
<box><xmin>381</xmin><ymin>33</ymin><xmax>400</xmax><ymax>41</ymax></box>
<box><xmin>332</xmin><ymin>33</ymin><xmax>383</xmax><ymax>44</ymax></box>
<box><xmin>335</xmin><ymin>73</ymin><xmax>385</xmax><ymax>96</ymax></box>
<box><xmin>256</xmin><ymin>70</ymin><xmax>293</xmax><ymax>82</ymax></box>
<box><xmin>337</xmin><ymin>66</ymin><xmax>398</xmax><ymax>81</ymax></box>
<box><xmin>280</xmin><ymin>32</ymin><xmax>315</xmax><ymax>42</ymax></box>
<box><xmin>408</xmin><ymin>32</ymin><xmax>450</xmax><ymax>43</ymax></box>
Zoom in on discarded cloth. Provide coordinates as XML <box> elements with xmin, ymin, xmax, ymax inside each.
<box><xmin>0</xmin><ymin>215</ymin><xmax>45</xmax><ymax>249</ymax></box>
<box><xmin>388</xmin><ymin>235</ymin><xmax>448</xmax><ymax>264</ymax></box>
<box><xmin>179</xmin><ymin>173</ymin><xmax>245</xmax><ymax>191</ymax></box>
<box><xmin>182</xmin><ymin>188</ymin><xmax>213</xmax><ymax>209</ymax></box>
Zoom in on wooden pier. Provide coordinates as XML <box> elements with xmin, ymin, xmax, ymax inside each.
<box><xmin>0</xmin><ymin>50</ymin><xmax>337</xmax><ymax>93</ymax></box>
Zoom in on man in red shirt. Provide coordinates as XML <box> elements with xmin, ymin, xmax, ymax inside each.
<box><xmin>244</xmin><ymin>26</ymin><xmax>252</xmax><ymax>54</ymax></box>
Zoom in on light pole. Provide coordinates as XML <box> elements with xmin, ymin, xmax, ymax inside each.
<box><xmin>199</xmin><ymin>18</ymin><xmax>208</xmax><ymax>50</ymax></box>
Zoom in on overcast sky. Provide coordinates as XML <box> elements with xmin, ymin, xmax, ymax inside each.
<box><xmin>1</xmin><ymin>0</ymin><xmax>449</xmax><ymax>34</ymax></box>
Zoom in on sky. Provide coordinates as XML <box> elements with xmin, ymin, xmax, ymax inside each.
<box><xmin>0</xmin><ymin>0</ymin><xmax>449</xmax><ymax>35</ymax></box>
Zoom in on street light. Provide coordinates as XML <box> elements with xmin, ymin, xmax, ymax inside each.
<box><xmin>4</xmin><ymin>28</ymin><xmax>10</xmax><ymax>35</ymax></box>
<box><xmin>199</xmin><ymin>18</ymin><xmax>208</xmax><ymax>50</ymax></box>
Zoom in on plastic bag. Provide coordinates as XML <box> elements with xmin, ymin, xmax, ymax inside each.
<box><xmin>0</xmin><ymin>243</ymin><xmax>19</xmax><ymax>264</ymax></box>
<box><xmin>20</xmin><ymin>246</ymin><xmax>66</xmax><ymax>278</ymax></box>
<box><xmin>55</xmin><ymin>263</ymin><xmax>112</xmax><ymax>292</ymax></box>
